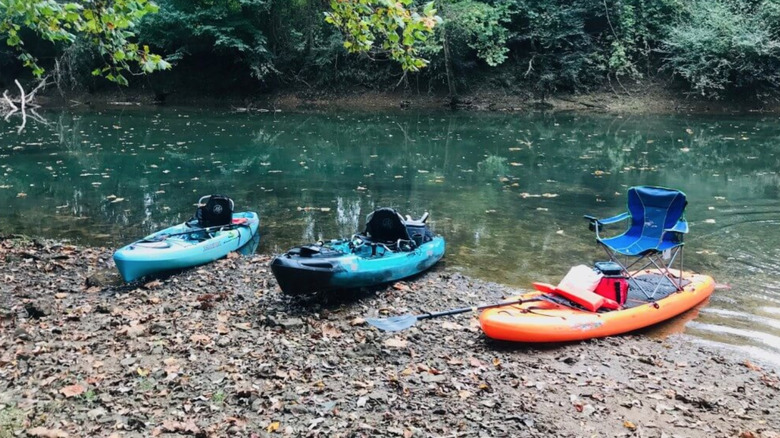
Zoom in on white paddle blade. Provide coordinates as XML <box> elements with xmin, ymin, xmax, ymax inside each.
<box><xmin>366</xmin><ymin>314</ymin><xmax>419</xmax><ymax>331</ymax></box>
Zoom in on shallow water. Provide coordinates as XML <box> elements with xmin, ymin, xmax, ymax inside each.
<box><xmin>2</xmin><ymin>108</ymin><xmax>779</xmax><ymax>365</ymax></box>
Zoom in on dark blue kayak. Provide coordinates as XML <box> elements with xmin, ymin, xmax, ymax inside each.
<box><xmin>271</xmin><ymin>208</ymin><xmax>445</xmax><ymax>295</ymax></box>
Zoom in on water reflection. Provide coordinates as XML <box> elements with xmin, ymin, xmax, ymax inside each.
<box><xmin>2</xmin><ymin>109</ymin><xmax>780</xmax><ymax>366</ymax></box>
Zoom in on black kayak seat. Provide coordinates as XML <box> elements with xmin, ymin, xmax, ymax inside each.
<box><xmin>365</xmin><ymin>208</ymin><xmax>411</xmax><ymax>244</ymax></box>
<box><xmin>195</xmin><ymin>194</ymin><xmax>234</xmax><ymax>228</ymax></box>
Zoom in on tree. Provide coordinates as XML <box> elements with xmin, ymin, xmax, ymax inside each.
<box><xmin>0</xmin><ymin>0</ymin><xmax>170</xmax><ymax>85</ymax></box>
<box><xmin>662</xmin><ymin>0</ymin><xmax>780</xmax><ymax>98</ymax></box>
<box><xmin>324</xmin><ymin>0</ymin><xmax>441</xmax><ymax>72</ymax></box>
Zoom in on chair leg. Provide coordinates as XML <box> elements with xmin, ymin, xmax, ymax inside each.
<box><xmin>600</xmin><ymin>245</ymin><xmax>684</xmax><ymax>300</ymax></box>
<box><xmin>644</xmin><ymin>249</ymin><xmax>683</xmax><ymax>297</ymax></box>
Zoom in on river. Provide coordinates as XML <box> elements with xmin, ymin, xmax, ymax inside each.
<box><xmin>2</xmin><ymin>108</ymin><xmax>779</xmax><ymax>366</ymax></box>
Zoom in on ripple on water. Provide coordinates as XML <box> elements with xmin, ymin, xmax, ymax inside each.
<box><xmin>686</xmin><ymin>321</ymin><xmax>780</xmax><ymax>355</ymax></box>
<box><xmin>689</xmin><ymin>338</ymin><xmax>780</xmax><ymax>370</ymax></box>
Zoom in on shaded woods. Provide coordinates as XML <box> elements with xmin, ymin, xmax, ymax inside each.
<box><xmin>2</xmin><ymin>0</ymin><xmax>780</xmax><ymax>103</ymax></box>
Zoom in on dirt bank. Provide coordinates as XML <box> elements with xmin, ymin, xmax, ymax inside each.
<box><xmin>35</xmin><ymin>81</ymin><xmax>780</xmax><ymax>115</ymax></box>
<box><xmin>1</xmin><ymin>236</ymin><xmax>778</xmax><ymax>438</ymax></box>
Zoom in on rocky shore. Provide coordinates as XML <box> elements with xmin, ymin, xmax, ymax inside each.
<box><xmin>1</xmin><ymin>236</ymin><xmax>778</xmax><ymax>438</ymax></box>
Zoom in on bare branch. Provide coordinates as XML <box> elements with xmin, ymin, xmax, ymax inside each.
<box><xmin>26</xmin><ymin>77</ymin><xmax>52</xmax><ymax>103</ymax></box>
<box><xmin>4</xmin><ymin>109</ymin><xmax>18</xmax><ymax>122</ymax></box>
<box><xmin>395</xmin><ymin>71</ymin><xmax>408</xmax><ymax>89</ymax></box>
<box><xmin>15</xmin><ymin>80</ymin><xmax>27</xmax><ymax>134</ymax></box>
<box><xmin>2</xmin><ymin>90</ymin><xmax>18</xmax><ymax>111</ymax></box>
<box><xmin>524</xmin><ymin>55</ymin><xmax>536</xmax><ymax>78</ymax></box>
<box><xmin>27</xmin><ymin>109</ymin><xmax>50</xmax><ymax>126</ymax></box>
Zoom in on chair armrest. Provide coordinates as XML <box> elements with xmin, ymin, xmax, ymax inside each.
<box><xmin>599</xmin><ymin>212</ymin><xmax>631</xmax><ymax>225</ymax></box>
<box><xmin>584</xmin><ymin>212</ymin><xmax>629</xmax><ymax>237</ymax></box>
<box><xmin>664</xmin><ymin>219</ymin><xmax>689</xmax><ymax>234</ymax></box>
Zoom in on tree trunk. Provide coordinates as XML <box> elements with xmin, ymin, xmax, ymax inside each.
<box><xmin>437</xmin><ymin>0</ymin><xmax>457</xmax><ymax>99</ymax></box>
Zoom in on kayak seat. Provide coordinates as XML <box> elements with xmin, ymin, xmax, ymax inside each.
<box><xmin>194</xmin><ymin>194</ymin><xmax>234</xmax><ymax>228</ymax></box>
<box><xmin>586</xmin><ymin>186</ymin><xmax>688</xmax><ymax>299</ymax></box>
<box><xmin>365</xmin><ymin>208</ymin><xmax>412</xmax><ymax>245</ymax></box>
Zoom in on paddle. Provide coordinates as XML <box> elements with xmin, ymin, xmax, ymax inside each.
<box><xmin>367</xmin><ymin>297</ymin><xmax>542</xmax><ymax>332</ymax></box>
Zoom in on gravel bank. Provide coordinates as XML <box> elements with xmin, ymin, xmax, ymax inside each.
<box><xmin>1</xmin><ymin>237</ymin><xmax>778</xmax><ymax>438</ymax></box>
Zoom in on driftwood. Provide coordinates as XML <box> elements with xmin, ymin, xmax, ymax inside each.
<box><xmin>1</xmin><ymin>78</ymin><xmax>50</xmax><ymax>133</ymax></box>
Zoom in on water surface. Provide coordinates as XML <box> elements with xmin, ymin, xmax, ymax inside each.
<box><xmin>2</xmin><ymin>108</ymin><xmax>779</xmax><ymax>366</ymax></box>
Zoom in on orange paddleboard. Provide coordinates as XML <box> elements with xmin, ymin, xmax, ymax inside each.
<box><xmin>479</xmin><ymin>270</ymin><xmax>714</xmax><ymax>343</ymax></box>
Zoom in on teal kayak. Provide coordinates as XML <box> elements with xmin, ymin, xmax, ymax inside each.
<box><xmin>113</xmin><ymin>211</ymin><xmax>259</xmax><ymax>282</ymax></box>
<box><xmin>271</xmin><ymin>208</ymin><xmax>445</xmax><ymax>295</ymax></box>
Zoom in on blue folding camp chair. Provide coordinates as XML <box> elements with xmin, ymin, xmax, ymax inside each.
<box><xmin>584</xmin><ymin>186</ymin><xmax>688</xmax><ymax>298</ymax></box>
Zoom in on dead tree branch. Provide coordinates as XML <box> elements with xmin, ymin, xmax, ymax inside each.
<box><xmin>1</xmin><ymin>78</ymin><xmax>51</xmax><ymax>133</ymax></box>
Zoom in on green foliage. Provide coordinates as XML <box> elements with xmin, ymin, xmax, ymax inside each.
<box><xmin>82</xmin><ymin>389</ymin><xmax>98</xmax><ymax>403</ymax></box>
<box><xmin>3</xmin><ymin>0</ymin><xmax>780</xmax><ymax>98</ymax></box>
<box><xmin>662</xmin><ymin>0</ymin><xmax>780</xmax><ymax>98</ymax></box>
<box><xmin>211</xmin><ymin>390</ymin><xmax>226</xmax><ymax>404</ymax></box>
<box><xmin>138</xmin><ymin>0</ymin><xmax>273</xmax><ymax>80</ymax></box>
<box><xmin>603</xmin><ymin>0</ymin><xmax>685</xmax><ymax>79</ymax></box>
<box><xmin>512</xmin><ymin>0</ymin><xmax>603</xmax><ymax>95</ymax></box>
<box><xmin>0</xmin><ymin>0</ymin><xmax>170</xmax><ymax>84</ymax></box>
<box><xmin>443</xmin><ymin>0</ymin><xmax>513</xmax><ymax>67</ymax></box>
<box><xmin>324</xmin><ymin>0</ymin><xmax>441</xmax><ymax>71</ymax></box>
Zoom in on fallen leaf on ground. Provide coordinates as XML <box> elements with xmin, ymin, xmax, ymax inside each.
<box><xmin>161</xmin><ymin>419</ymin><xmax>200</xmax><ymax>435</ymax></box>
<box><xmin>60</xmin><ymin>384</ymin><xmax>85</xmax><ymax>398</ymax></box>
<box><xmin>384</xmin><ymin>338</ymin><xmax>408</xmax><ymax>348</ymax></box>
<box><xmin>267</xmin><ymin>422</ymin><xmax>280</xmax><ymax>433</ymax></box>
<box><xmin>119</xmin><ymin>324</ymin><xmax>146</xmax><ymax>337</ymax></box>
<box><xmin>232</xmin><ymin>322</ymin><xmax>252</xmax><ymax>330</ymax></box>
<box><xmin>623</xmin><ymin>420</ymin><xmax>637</xmax><ymax>431</ymax></box>
<box><xmin>321</xmin><ymin>323</ymin><xmax>342</xmax><ymax>338</ymax></box>
<box><xmin>393</xmin><ymin>282</ymin><xmax>410</xmax><ymax>292</ymax></box>
<box><xmin>190</xmin><ymin>334</ymin><xmax>211</xmax><ymax>344</ymax></box>
<box><xmin>27</xmin><ymin>427</ymin><xmax>69</xmax><ymax>438</ymax></box>
<box><xmin>441</xmin><ymin>321</ymin><xmax>462</xmax><ymax>330</ymax></box>
<box><xmin>144</xmin><ymin>279</ymin><xmax>162</xmax><ymax>289</ymax></box>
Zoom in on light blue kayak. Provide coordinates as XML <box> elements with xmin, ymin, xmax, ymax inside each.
<box><xmin>113</xmin><ymin>211</ymin><xmax>259</xmax><ymax>282</ymax></box>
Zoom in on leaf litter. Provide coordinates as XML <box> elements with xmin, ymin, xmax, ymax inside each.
<box><xmin>0</xmin><ymin>236</ymin><xmax>777</xmax><ymax>437</ymax></box>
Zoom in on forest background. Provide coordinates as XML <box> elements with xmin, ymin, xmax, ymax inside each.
<box><xmin>2</xmin><ymin>0</ymin><xmax>780</xmax><ymax>105</ymax></box>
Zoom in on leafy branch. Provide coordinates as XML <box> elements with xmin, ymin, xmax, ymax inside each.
<box><xmin>0</xmin><ymin>0</ymin><xmax>171</xmax><ymax>85</ymax></box>
<box><xmin>324</xmin><ymin>0</ymin><xmax>441</xmax><ymax>71</ymax></box>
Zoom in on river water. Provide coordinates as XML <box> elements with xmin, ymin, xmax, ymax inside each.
<box><xmin>2</xmin><ymin>108</ymin><xmax>779</xmax><ymax>365</ymax></box>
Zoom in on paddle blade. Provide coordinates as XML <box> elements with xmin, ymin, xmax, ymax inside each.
<box><xmin>366</xmin><ymin>314</ymin><xmax>419</xmax><ymax>331</ymax></box>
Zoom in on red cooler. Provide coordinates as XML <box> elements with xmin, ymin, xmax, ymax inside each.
<box><xmin>594</xmin><ymin>261</ymin><xmax>628</xmax><ymax>305</ymax></box>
